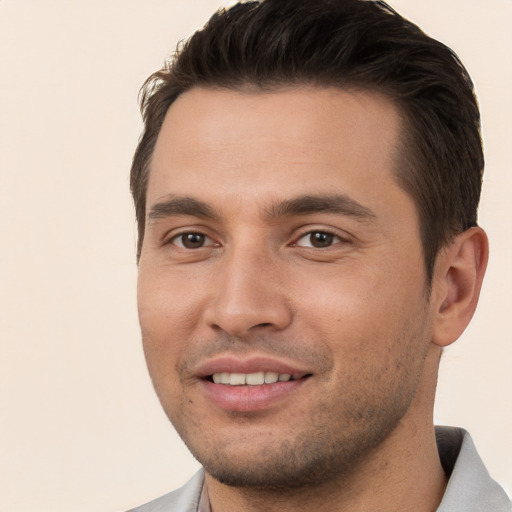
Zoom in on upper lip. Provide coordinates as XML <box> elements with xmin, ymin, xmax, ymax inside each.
<box><xmin>194</xmin><ymin>355</ymin><xmax>312</xmax><ymax>380</ymax></box>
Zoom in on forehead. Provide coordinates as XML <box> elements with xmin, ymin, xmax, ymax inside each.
<box><xmin>148</xmin><ymin>86</ymin><xmax>405</xmax><ymax>219</ymax></box>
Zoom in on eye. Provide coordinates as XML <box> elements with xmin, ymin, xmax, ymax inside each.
<box><xmin>171</xmin><ymin>232</ymin><xmax>215</xmax><ymax>249</ymax></box>
<box><xmin>294</xmin><ymin>231</ymin><xmax>344</xmax><ymax>248</ymax></box>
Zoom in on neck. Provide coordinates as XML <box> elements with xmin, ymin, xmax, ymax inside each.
<box><xmin>206</xmin><ymin>345</ymin><xmax>446</xmax><ymax>512</ymax></box>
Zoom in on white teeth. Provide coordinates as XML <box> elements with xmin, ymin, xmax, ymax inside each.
<box><xmin>212</xmin><ymin>372</ymin><xmax>230</xmax><ymax>384</ymax></box>
<box><xmin>230</xmin><ymin>373</ymin><xmax>246</xmax><ymax>386</ymax></box>
<box><xmin>264</xmin><ymin>372</ymin><xmax>279</xmax><ymax>384</ymax></box>
<box><xmin>246</xmin><ymin>372</ymin><xmax>265</xmax><ymax>385</ymax></box>
<box><xmin>211</xmin><ymin>372</ymin><xmax>295</xmax><ymax>386</ymax></box>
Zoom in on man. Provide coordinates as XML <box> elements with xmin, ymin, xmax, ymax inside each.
<box><xmin>128</xmin><ymin>0</ymin><xmax>511</xmax><ymax>510</ymax></box>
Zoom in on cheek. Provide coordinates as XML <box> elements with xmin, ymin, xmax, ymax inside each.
<box><xmin>293</xmin><ymin>259</ymin><xmax>427</xmax><ymax>355</ymax></box>
<box><xmin>137</xmin><ymin>266</ymin><xmax>205</xmax><ymax>339</ymax></box>
<box><xmin>137</xmin><ymin>269</ymin><xmax>200</xmax><ymax>389</ymax></box>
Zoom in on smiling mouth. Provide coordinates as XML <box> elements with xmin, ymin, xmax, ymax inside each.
<box><xmin>208</xmin><ymin>372</ymin><xmax>310</xmax><ymax>386</ymax></box>
<box><xmin>201</xmin><ymin>368</ymin><xmax>312</xmax><ymax>411</ymax></box>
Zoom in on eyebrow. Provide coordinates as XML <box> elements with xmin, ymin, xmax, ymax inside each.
<box><xmin>148</xmin><ymin>195</ymin><xmax>219</xmax><ymax>222</ymax></box>
<box><xmin>264</xmin><ymin>194</ymin><xmax>377</xmax><ymax>222</ymax></box>
<box><xmin>147</xmin><ymin>193</ymin><xmax>377</xmax><ymax>224</ymax></box>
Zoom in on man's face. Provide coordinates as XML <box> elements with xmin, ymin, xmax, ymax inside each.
<box><xmin>137</xmin><ymin>86</ymin><xmax>436</xmax><ymax>488</ymax></box>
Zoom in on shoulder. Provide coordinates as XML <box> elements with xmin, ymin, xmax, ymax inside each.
<box><xmin>126</xmin><ymin>470</ymin><xmax>205</xmax><ymax>512</ymax></box>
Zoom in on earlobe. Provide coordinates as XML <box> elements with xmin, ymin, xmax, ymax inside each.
<box><xmin>431</xmin><ymin>227</ymin><xmax>489</xmax><ymax>347</ymax></box>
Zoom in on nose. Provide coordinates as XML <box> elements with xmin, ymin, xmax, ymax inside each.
<box><xmin>204</xmin><ymin>247</ymin><xmax>293</xmax><ymax>338</ymax></box>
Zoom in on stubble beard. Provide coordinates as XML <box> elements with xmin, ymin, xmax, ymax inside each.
<box><xmin>169</xmin><ymin>353</ymin><xmax>426</xmax><ymax>492</ymax></box>
<box><xmin>196</xmin><ymin>402</ymin><xmax>409</xmax><ymax>491</ymax></box>
<box><xmin>153</xmin><ymin>308</ymin><xmax>432</xmax><ymax>493</ymax></box>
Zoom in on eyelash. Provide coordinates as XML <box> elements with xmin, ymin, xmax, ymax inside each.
<box><xmin>293</xmin><ymin>229</ymin><xmax>350</xmax><ymax>249</ymax></box>
<box><xmin>168</xmin><ymin>231</ymin><xmax>217</xmax><ymax>249</ymax></box>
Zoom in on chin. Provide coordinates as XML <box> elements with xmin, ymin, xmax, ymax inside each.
<box><xmin>183</xmin><ymin>406</ymin><xmax>406</xmax><ymax>491</ymax></box>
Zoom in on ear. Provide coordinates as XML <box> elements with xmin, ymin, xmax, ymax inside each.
<box><xmin>431</xmin><ymin>227</ymin><xmax>489</xmax><ymax>347</ymax></box>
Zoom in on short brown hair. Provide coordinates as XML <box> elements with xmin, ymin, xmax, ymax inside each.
<box><xmin>131</xmin><ymin>0</ymin><xmax>483</xmax><ymax>281</ymax></box>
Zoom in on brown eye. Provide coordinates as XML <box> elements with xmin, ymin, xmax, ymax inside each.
<box><xmin>309</xmin><ymin>232</ymin><xmax>334</xmax><ymax>248</ymax></box>
<box><xmin>295</xmin><ymin>231</ymin><xmax>343</xmax><ymax>248</ymax></box>
<box><xmin>174</xmin><ymin>233</ymin><xmax>208</xmax><ymax>249</ymax></box>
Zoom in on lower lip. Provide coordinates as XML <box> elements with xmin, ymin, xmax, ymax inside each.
<box><xmin>201</xmin><ymin>378</ymin><xmax>307</xmax><ymax>412</ymax></box>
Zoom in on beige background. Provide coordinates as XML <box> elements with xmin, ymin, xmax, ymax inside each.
<box><xmin>0</xmin><ymin>1</ymin><xmax>510</xmax><ymax>511</ymax></box>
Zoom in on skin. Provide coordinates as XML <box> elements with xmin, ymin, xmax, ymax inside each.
<box><xmin>137</xmin><ymin>86</ymin><xmax>488</xmax><ymax>512</ymax></box>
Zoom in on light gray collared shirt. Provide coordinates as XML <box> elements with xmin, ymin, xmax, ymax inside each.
<box><xmin>128</xmin><ymin>427</ymin><xmax>511</xmax><ymax>512</ymax></box>
<box><xmin>436</xmin><ymin>427</ymin><xmax>511</xmax><ymax>511</ymax></box>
